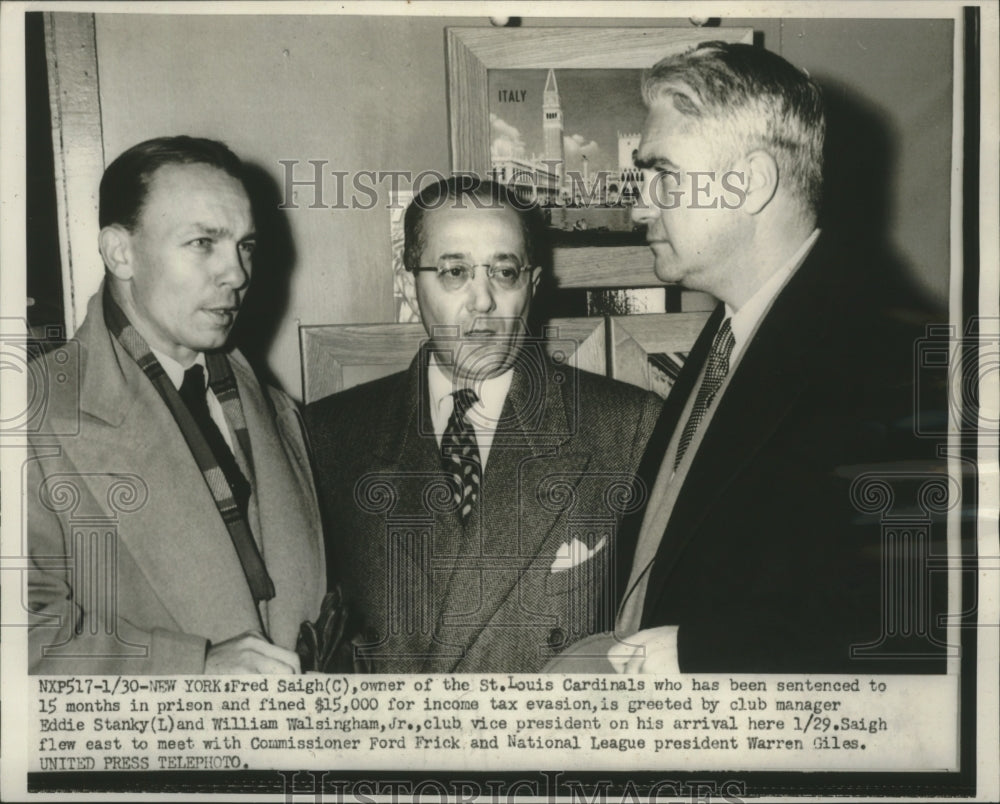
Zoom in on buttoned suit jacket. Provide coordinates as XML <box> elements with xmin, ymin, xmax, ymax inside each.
<box><xmin>27</xmin><ymin>288</ymin><xmax>325</xmax><ymax>674</ymax></box>
<box><xmin>305</xmin><ymin>346</ymin><xmax>662</xmax><ymax>673</ymax></box>
<box><xmin>616</xmin><ymin>235</ymin><xmax>948</xmax><ymax>673</ymax></box>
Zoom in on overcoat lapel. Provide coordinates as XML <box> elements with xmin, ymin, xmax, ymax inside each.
<box><xmin>74</xmin><ymin>297</ymin><xmax>261</xmax><ymax>641</ymax></box>
<box><xmin>234</xmin><ymin>356</ymin><xmax>323</xmax><ymax>646</ymax></box>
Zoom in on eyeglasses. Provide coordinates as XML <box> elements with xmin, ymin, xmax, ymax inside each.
<box><xmin>412</xmin><ymin>256</ymin><xmax>533</xmax><ymax>293</ymax></box>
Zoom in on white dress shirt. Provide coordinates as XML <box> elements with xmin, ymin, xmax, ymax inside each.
<box><xmin>427</xmin><ymin>355</ymin><xmax>513</xmax><ymax>470</ymax></box>
<box><xmin>725</xmin><ymin>227</ymin><xmax>821</xmax><ymax>364</ymax></box>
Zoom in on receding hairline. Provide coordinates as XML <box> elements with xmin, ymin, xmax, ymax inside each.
<box><xmin>135</xmin><ymin>161</ymin><xmax>250</xmax><ymax>210</ymax></box>
<box><xmin>120</xmin><ymin>162</ymin><xmax>253</xmax><ymax>241</ymax></box>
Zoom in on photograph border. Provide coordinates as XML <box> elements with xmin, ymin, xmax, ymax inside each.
<box><xmin>1</xmin><ymin>2</ymin><xmax>995</xmax><ymax>802</ymax></box>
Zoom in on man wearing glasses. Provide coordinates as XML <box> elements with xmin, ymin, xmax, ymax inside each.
<box><xmin>305</xmin><ymin>177</ymin><xmax>661</xmax><ymax>673</ymax></box>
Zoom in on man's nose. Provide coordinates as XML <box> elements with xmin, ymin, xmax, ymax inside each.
<box><xmin>217</xmin><ymin>245</ymin><xmax>250</xmax><ymax>290</ymax></box>
<box><xmin>465</xmin><ymin>270</ymin><xmax>496</xmax><ymax>314</ymax></box>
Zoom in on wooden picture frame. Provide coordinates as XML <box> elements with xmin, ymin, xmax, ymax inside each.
<box><xmin>446</xmin><ymin>27</ymin><xmax>753</xmax><ymax>291</ymax></box>
<box><xmin>300</xmin><ymin>317</ymin><xmax>606</xmax><ymax>403</ymax></box>
<box><xmin>609</xmin><ymin>312</ymin><xmax>711</xmax><ymax>397</ymax></box>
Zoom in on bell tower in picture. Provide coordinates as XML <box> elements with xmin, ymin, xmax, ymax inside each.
<box><xmin>542</xmin><ymin>68</ymin><xmax>564</xmax><ymax>191</ymax></box>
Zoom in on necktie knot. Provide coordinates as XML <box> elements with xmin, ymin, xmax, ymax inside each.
<box><xmin>712</xmin><ymin>316</ymin><xmax>735</xmax><ymax>356</ymax></box>
<box><xmin>703</xmin><ymin>317</ymin><xmax>735</xmax><ymax>404</ymax></box>
<box><xmin>451</xmin><ymin>388</ymin><xmax>479</xmax><ymax>420</ymax></box>
<box><xmin>675</xmin><ymin>317</ymin><xmax>735</xmax><ymax>469</ymax></box>
<box><xmin>180</xmin><ymin>364</ymin><xmax>208</xmax><ymax>415</ymax></box>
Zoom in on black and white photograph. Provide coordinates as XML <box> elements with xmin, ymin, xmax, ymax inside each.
<box><xmin>0</xmin><ymin>1</ymin><xmax>997</xmax><ymax>802</ymax></box>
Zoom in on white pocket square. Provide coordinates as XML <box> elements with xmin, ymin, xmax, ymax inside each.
<box><xmin>550</xmin><ymin>536</ymin><xmax>607</xmax><ymax>573</ymax></box>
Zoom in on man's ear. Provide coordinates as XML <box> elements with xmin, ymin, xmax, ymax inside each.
<box><xmin>739</xmin><ymin>149</ymin><xmax>779</xmax><ymax>216</ymax></box>
<box><xmin>400</xmin><ymin>267</ymin><xmax>421</xmax><ymax>319</ymax></box>
<box><xmin>98</xmin><ymin>225</ymin><xmax>133</xmax><ymax>280</ymax></box>
<box><xmin>530</xmin><ymin>266</ymin><xmax>542</xmax><ymax>292</ymax></box>
<box><xmin>400</xmin><ymin>266</ymin><xmax>415</xmax><ymax>292</ymax></box>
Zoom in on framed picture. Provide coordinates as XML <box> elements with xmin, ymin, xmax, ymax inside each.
<box><xmin>446</xmin><ymin>26</ymin><xmax>753</xmax><ymax>296</ymax></box>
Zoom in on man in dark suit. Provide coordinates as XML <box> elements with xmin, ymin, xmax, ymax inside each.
<box><xmin>305</xmin><ymin>178</ymin><xmax>662</xmax><ymax>673</ymax></box>
<box><xmin>555</xmin><ymin>42</ymin><xmax>948</xmax><ymax>674</ymax></box>
<box><xmin>28</xmin><ymin>137</ymin><xmax>325</xmax><ymax>673</ymax></box>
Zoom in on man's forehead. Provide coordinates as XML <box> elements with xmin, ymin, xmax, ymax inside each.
<box><xmin>637</xmin><ymin>100</ymin><xmax>703</xmax><ymax>162</ymax></box>
<box><xmin>138</xmin><ymin>162</ymin><xmax>252</xmax><ymax>227</ymax></box>
<box><xmin>421</xmin><ymin>204</ymin><xmax>525</xmax><ymax>248</ymax></box>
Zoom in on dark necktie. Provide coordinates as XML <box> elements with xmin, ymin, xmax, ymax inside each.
<box><xmin>441</xmin><ymin>388</ymin><xmax>482</xmax><ymax>524</ymax></box>
<box><xmin>179</xmin><ymin>364</ymin><xmax>273</xmax><ymax>601</ymax></box>
<box><xmin>675</xmin><ymin>317</ymin><xmax>735</xmax><ymax>469</ymax></box>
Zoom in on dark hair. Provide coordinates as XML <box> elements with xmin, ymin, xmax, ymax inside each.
<box><xmin>403</xmin><ymin>176</ymin><xmax>548</xmax><ymax>271</ymax></box>
<box><xmin>99</xmin><ymin>135</ymin><xmax>246</xmax><ymax>229</ymax></box>
<box><xmin>642</xmin><ymin>41</ymin><xmax>825</xmax><ymax>215</ymax></box>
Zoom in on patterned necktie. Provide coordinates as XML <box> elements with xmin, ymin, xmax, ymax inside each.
<box><xmin>179</xmin><ymin>365</ymin><xmax>273</xmax><ymax>601</ymax></box>
<box><xmin>441</xmin><ymin>388</ymin><xmax>482</xmax><ymax>524</ymax></box>
<box><xmin>674</xmin><ymin>317</ymin><xmax>735</xmax><ymax>469</ymax></box>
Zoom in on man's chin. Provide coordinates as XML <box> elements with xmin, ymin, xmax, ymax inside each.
<box><xmin>650</xmin><ymin>255</ymin><xmax>687</xmax><ymax>285</ymax></box>
<box><xmin>427</xmin><ymin>334</ymin><xmax>519</xmax><ymax>382</ymax></box>
<box><xmin>191</xmin><ymin>332</ymin><xmax>233</xmax><ymax>354</ymax></box>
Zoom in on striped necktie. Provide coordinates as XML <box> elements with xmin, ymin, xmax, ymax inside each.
<box><xmin>441</xmin><ymin>388</ymin><xmax>481</xmax><ymax>524</ymax></box>
<box><xmin>179</xmin><ymin>365</ymin><xmax>272</xmax><ymax>601</ymax></box>
<box><xmin>675</xmin><ymin>317</ymin><xmax>735</xmax><ymax>469</ymax></box>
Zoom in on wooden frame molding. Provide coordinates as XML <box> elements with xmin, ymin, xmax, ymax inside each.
<box><xmin>300</xmin><ymin>317</ymin><xmax>607</xmax><ymax>404</ymax></box>
<box><xmin>609</xmin><ymin>312</ymin><xmax>711</xmax><ymax>396</ymax></box>
<box><xmin>44</xmin><ymin>11</ymin><xmax>105</xmax><ymax>335</ymax></box>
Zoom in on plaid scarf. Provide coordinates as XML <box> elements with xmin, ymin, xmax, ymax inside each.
<box><xmin>104</xmin><ymin>288</ymin><xmax>275</xmax><ymax>602</ymax></box>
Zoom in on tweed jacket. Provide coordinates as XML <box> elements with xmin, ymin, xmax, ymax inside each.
<box><xmin>305</xmin><ymin>346</ymin><xmax>662</xmax><ymax>672</ymax></box>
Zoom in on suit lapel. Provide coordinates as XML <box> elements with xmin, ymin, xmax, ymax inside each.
<box><xmin>642</xmin><ymin>246</ymin><xmax>836</xmax><ymax>620</ymax></box>
<box><xmin>429</xmin><ymin>349</ymin><xmax>591</xmax><ymax>671</ymax></box>
<box><xmin>370</xmin><ymin>352</ymin><xmax>468</xmax><ymax>575</ymax></box>
<box><xmin>614</xmin><ymin>305</ymin><xmax>724</xmax><ymax>603</ymax></box>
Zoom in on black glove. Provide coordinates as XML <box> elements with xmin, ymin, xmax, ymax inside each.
<box><xmin>296</xmin><ymin>586</ymin><xmax>351</xmax><ymax>673</ymax></box>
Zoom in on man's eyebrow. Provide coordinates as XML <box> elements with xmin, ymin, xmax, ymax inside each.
<box><xmin>185</xmin><ymin>223</ymin><xmax>230</xmax><ymax>237</ymax></box>
<box><xmin>182</xmin><ymin>223</ymin><xmax>257</xmax><ymax>240</ymax></box>
<box><xmin>437</xmin><ymin>251</ymin><xmax>523</xmax><ymax>263</ymax></box>
<box><xmin>634</xmin><ymin>155</ymin><xmax>679</xmax><ymax>171</ymax></box>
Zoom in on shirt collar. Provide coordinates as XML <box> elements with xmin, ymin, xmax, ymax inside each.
<box><xmin>427</xmin><ymin>353</ymin><xmax>513</xmax><ymax>429</ymax></box>
<box><xmin>150</xmin><ymin>348</ymin><xmax>207</xmax><ymax>391</ymax></box>
<box><xmin>725</xmin><ymin>228</ymin><xmax>820</xmax><ymax>359</ymax></box>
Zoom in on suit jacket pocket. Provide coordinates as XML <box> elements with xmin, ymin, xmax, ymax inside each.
<box><xmin>544</xmin><ymin>536</ymin><xmax>609</xmax><ymax>596</ymax></box>
<box><xmin>542</xmin><ymin>543</ymin><xmax>613</xmax><ymax>646</ymax></box>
